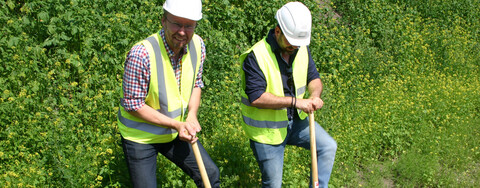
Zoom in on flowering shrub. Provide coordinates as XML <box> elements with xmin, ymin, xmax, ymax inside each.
<box><xmin>1</xmin><ymin>0</ymin><xmax>478</xmax><ymax>187</ymax></box>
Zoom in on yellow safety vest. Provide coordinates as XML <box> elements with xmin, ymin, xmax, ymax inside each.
<box><xmin>117</xmin><ymin>33</ymin><xmax>202</xmax><ymax>144</ymax></box>
<box><xmin>240</xmin><ymin>38</ymin><xmax>309</xmax><ymax>145</ymax></box>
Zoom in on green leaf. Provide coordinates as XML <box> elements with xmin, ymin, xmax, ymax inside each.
<box><xmin>38</xmin><ymin>11</ymin><xmax>49</xmax><ymax>22</ymax></box>
<box><xmin>6</xmin><ymin>0</ymin><xmax>14</xmax><ymax>10</ymax></box>
<box><xmin>7</xmin><ymin>37</ymin><xmax>19</xmax><ymax>47</ymax></box>
<box><xmin>31</xmin><ymin>80</ymin><xmax>40</xmax><ymax>92</ymax></box>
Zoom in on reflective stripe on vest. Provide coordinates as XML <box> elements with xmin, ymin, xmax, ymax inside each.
<box><xmin>239</xmin><ymin>38</ymin><xmax>309</xmax><ymax>144</ymax></box>
<box><xmin>240</xmin><ymin>96</ymin><xmax>288</xmax><ymax>128</ymax></box>
<box><xmin>118</xmin><ymin>33</ymin><xmax>201</xmax><ymax>144</ymax></box>
<box><xmin>297</xmin><ymin>86</ymin><xmax>306</xmax><ymax>96</ymax></box>
<box><xmin>118</xmin><ymin>108</ymin><xmax>175</xmax><ymax>135</ymax></box>
<box><xmin>145</xmin><ymin>35</ymin><xmax>196</xmax><ymax>118</ymax></box>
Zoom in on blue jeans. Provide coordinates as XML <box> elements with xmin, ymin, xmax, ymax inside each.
<box><xmin>250</xmin><ymin>116</ymin><xmax>337</xmax><ymax>188</ymax></box>
<box><xmin>121</xmin><ymin>137</ymin><xmax>220</xmax><ymax>188</ymax></box>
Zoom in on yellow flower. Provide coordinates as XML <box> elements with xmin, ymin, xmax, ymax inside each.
<box><xmin>19</xmin><ymin>89</ymin><xmax>27</xmax><ymax>97</ymax></box>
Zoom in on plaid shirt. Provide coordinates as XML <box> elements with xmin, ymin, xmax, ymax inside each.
<box><xmin>122</xmin><ymin>29</ymin><xmax>206</xmax><ymax>111</ymax></box>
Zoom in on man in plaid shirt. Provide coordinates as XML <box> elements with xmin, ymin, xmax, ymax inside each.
<box><xmin>118</xmin><ymin>0</ymin><xmax>220</xmax><ymax>187</ymax></box>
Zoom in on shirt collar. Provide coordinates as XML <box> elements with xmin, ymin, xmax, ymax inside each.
<box><xmin>266</xmin><ymin>29</ymin><xmax>281</xmax><ymax>54</ymax></box>
<box><xmin>266</xmin><ymin>28</ymin><xmax>299</xmax><ymax>63</ymax></box>
<box><xmin>160</xmin><ymin>29</ymin><xmax>189</xmax><ymax>59</ymax></box>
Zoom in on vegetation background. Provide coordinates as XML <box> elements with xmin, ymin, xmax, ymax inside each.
<box><xmin>1</xmin><ymin>0</ymin><xmax>479</xmax><ymax>187</ymax></box>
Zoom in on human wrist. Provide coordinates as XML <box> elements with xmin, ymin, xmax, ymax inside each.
<box><xmin>170</xmin><ymin>120</ymin><xmax>183</xmax><ymax>130</ymax></box>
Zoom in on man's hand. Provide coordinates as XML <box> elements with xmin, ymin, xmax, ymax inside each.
<box><xmin>186</xmin><ymin>115</ymin><xmax>202</xmax><ymax>133</ymax></box>
<box><xmin>177</xmin><ymin>120</ymin><xmax>200</xmax><ymax>143</ymax></box>
<box><xmin>311</xmin><ymin>97</ymin><xmax>324</xmax><ymax>110</ymax></box>
<box><xmin>296</xmin><ymin>97</ymin><xmax>324</xmax><ymax>113</ymax></box>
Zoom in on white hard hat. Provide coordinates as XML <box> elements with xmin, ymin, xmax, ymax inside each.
<box><xmin>275</xmin><ymin>2</ymin><xmax>312</xmax><ymax>46</ymax></box>
<box><xmin>163</xmin><ymin>0</ymin><xmax>202</xmax><ymax>21</ymax></box>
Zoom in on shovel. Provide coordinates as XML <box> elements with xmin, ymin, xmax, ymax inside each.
<box><xmin>309</xmin><ymin>112</ymin><xmax>319</xmax><ymax>188</ymax></box>
<box><xmin>192</xmin><ymin>141</ymin><xmax>211</xmax><ymax>188</ymax></box>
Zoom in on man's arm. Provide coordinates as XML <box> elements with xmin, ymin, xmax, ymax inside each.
<box><xmin>128</xmin><ymin>89</ymin><xmax>203</xmax><ymax>144</ymax></box>
<box><xmin>127</xmin><ymin>105</ymin><xmax>182</xmax><ymax>130</ymax></box>
<box><xmin>251</xmin><ymin>77</ymin><xmax>323</xmax><ymax>114</ymax></box>
<box><xmin>305</xmin><ymin>78</ymin><xmax>324</xmax><ymax>110</ymax></box>
<box><xmin>307</xmin><ymin>78</ymin><xmax>322</xmax><ymax>99</ymax></box>
<box><xmin>122</xmin><ymin>43</ymin><xmax>199</xmax><ymax>143</ymax></box>
<box><xmin>295</xmin><ymin>47</ymin><xmax>324</xmax><ymax>112</ymax></box>
<box><xmin>186</xmin><ymin>87</ymin><xmax>202</xmax><ymax>134</ymax></box>
<box><xmin>183</xmin><ymin>36</ymin><xmax>206</xmax><ymax>140</ymax></box>
<box><xmin>250</xmin><ymin>93</ymin><xmax>294</xmax><ymax>109</ymax></box>
<box><xmin>127</xmin><ymin>105</ymin><xmax>199</xmax><ymax>143</ymax></box>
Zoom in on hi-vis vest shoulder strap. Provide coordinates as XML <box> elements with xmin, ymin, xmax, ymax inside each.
<box><xmin>118</xmin><ymin>32</ymin><xmax>202</xmax><ymax>144</ymax></box>
<box><xmin>240</xmin><ymin>38</ymin><xmax>309</xmax><ymax>145</ymax></box>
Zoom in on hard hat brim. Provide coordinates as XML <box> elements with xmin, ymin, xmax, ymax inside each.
<box><xmin>284</xmin><ymin>34</ymin><xmax>311</xmax><ymax>46</ymax></box>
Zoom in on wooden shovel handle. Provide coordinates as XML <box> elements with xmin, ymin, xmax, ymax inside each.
<box><xmin>309</xmin><ymin>112</ymin><xmax>319</xmax><ymax>188</ymax></box>
<box><xmin>192</xmin><ymin>141</ymin><xmax>211</xmax><ymax>188</ymax></box>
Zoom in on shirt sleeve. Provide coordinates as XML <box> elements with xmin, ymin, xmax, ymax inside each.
<box><xmin>194</xmin><ymin>37</ymin><xmax>206</xmax><ymax>88</ymax></box>
<box><xmin>122</xmin><ymin>44</ymin><xmax>150</xmax><ymax>111</ymax></box>
<box><xmin>243</xmin><ymin>52</ymin><xmax>267</xmax><ymax>103</ymax></box>
<box><xmin>306</xmin><ymin>46</ymin><xmax>321</xmax><ymax>84</ymax></box>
